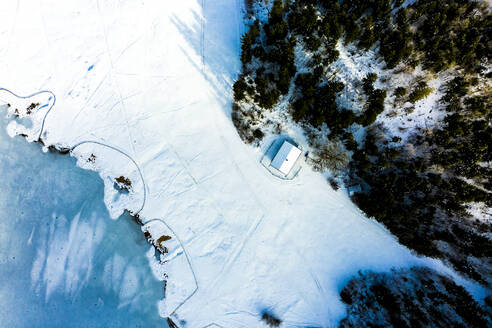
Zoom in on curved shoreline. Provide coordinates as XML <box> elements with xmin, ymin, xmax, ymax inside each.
<box><xmin>0</xmin><ymin>87</ymin><xmax>200</xmax><ymax>325</ymax></box>
<box><xmin>0</xmin><ymin>87</ymin><xmax>56</xmax><ymax>141</ymax></box>
<box><xmin>71</xmin><ymin>140</ymin><xmax>147</xmax><ymax>215</ymax></box>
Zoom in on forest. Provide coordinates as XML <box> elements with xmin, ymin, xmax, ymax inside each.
<box><xmin>234</xmin><ymin>0</ymin><xmax>491</xmax><ymax>289</ymax></box>
<box><xmin>339</xmin><ymin>267</ymin><xmax>491</xmax><ymax>328</ymax></box>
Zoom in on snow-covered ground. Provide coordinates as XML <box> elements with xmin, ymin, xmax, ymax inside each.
<box><xmin>0</xmin><ymin>1</ymin><xmax>487</xmax><ymax>327</ymax></box>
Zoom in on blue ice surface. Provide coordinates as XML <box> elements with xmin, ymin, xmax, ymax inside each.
<box><xmin>0</xmin><ymin>115</ymin><xmax>167</xmax><ymax>328</ymax></box>
<box><xmin>39</xmin><ymin>103</ymin><xmax>49</xmax><ymax>109</ymax></box>
<box><xmin>88</xmin><ymin>65</ymin><xmax>94</xmax><ymax>71</ymax></box>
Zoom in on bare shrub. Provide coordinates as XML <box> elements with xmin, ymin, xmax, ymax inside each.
<box><xmin>26</xmin><ymin>102</ymin><xmax>39</xmax><ymax>114</ymax></box>
<box><xmin>115</xmin><ymin>176</ymin><xmax>132</xmax><ymax>191</ymax></box>
<box><xmin>231</xmin><ymin>109</ymin><xmax>254</xmax><ymax>144</ymax></box>
<box><xmin>87</xmin><ymin>153</ymin><xmax>96</xmax><ymax>163</ymax></box>
<box><xmin>311</xmin><ymin>140</ymin><xmax>349</xmax><ymax>173</ymax></box>
<box><xmin>261</xmin><ymin>312</ymin><xmax>282</xmax><ymax>327</ymax></box>
<box><xmin>157</xmin><ymin>235</ymin><xmax>172</xmax><ymax>245</ymax></box>
<box><xmin>156</xmin><ymin>235</ymin><xmax>172</xmax><ymax>254</ymax></box>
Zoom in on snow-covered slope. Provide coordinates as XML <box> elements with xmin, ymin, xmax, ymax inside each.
<box><xmin>0</xmin><ymin>1</ymin><xmax>486</xmax><ymax>327</ymax></box>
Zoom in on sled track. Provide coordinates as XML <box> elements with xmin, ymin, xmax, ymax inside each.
<box><xmin>145</xmin><ymin>218</ymin><xmax>199</xmax><ymax>317</ymax></box>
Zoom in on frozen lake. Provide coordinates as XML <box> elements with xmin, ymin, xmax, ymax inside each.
<box><xmin>0</xmin><ymin>112</ymin><xmax>166</xmax><ymax>327</ymax></box>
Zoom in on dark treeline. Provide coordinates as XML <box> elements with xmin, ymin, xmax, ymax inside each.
<box><xmin>340</xmin><ymin>267</ymin><xmax>491</xmax><ymax>328</ymax></box>
<box><xmin>349</xmin><ymin>75</ymin><xmax>491</xmax><ymax>283</ymax></box>
<box><xmin>235</xmin><ymin>0</ymin><xmax>490</xmax><ymax>117</ymax></box>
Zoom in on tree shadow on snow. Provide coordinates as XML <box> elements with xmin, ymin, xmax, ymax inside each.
<box><xmin>170</xmin><ymin>0</ymin><xmax>244</xmax><ymax>116</ymax></box>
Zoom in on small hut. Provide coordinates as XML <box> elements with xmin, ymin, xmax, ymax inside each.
<box><xmin>270</xmin><ymin>140</ymin><xmax>302</xmax><ymax>175</ymax></box>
